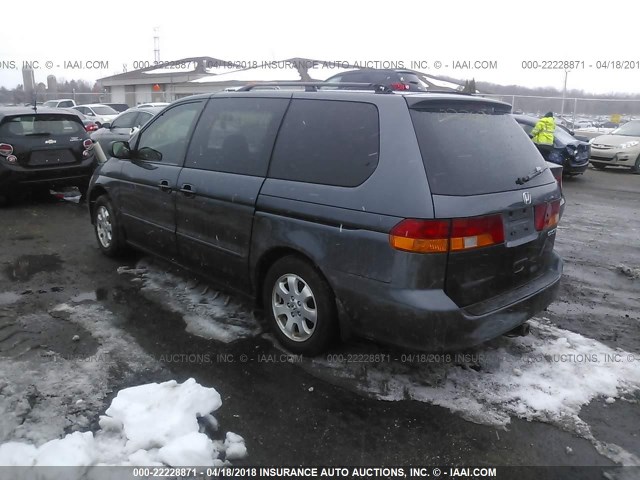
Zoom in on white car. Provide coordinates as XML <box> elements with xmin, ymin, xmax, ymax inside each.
<box><xmin>43</xmin><ymin>98</ymin><xmax>76</xmax><ymax>108</ymax></box>
<box><xmin>72</xmin><ymin>104</ymin><xmax>119</xmax><ymax>126</ymax></box>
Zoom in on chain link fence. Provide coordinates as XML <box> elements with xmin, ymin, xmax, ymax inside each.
<box><xmin>480</xmin><ymin>94</ymin><xmax>640</xmax><ymax>128</ymax></box>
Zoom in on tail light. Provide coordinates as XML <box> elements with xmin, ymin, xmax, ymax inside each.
<box><xmin>551</xmin><ymin>167</ymin><xmax>563</xmax><ymax>191</ymax></box>
<box><xmin>390</xmin><ymin>82</ymin><xmax>410</xmax><ymax>91</ymax></box>
<box><xmin>0</xmin><ymin>143</ymin><xmax>13</xmax><ymax>156</ymax></box>
<box><xmin>389</xmin><ymin>214</ymin><xmax>505</xmax><ymax>253</ymax></box>
<box><xmin>534</xmin><ymin>199</ymin><xmax>561</xmax><ymax>231</ymax></box>
<box><xmin>82</xmin><ymin>138</ymin><xmax>94</xmax><ymax>158</ymax></box>
<box><xmin>85</xmin><ymin>123</ymin><xmax>98</xmax><ymax>132</ymax></box>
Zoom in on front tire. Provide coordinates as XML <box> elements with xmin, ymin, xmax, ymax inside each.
<box><xmin>632</xmin><ymin>156</ymin><xmax>640</xmax><ymax>174</ymax></box>
<box><xmin>93</xmin><ymin>195</ymin><xmax>126</xmax><ymax>257</ymax></box>
<box><xmin>262</xmin><ymin>256</ymin><xmax>338</xmax><ymax>355</ymax></box>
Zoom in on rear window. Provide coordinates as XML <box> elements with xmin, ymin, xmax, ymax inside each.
<box><xmin>410</xmin><ymin>103</ymin><xmax>552</xmax><ymax>195</ymax></box>
<box><xmin>92</xmin><ymin>106</ymin><xmax>118</xmax><ymax>115</ymax></box>
<box><xmin>269</xmin><ymin>99</ymin><xmax>379</xmax><ymax>187</ymax></box>
<box><xmin>0</xmin><ymin>114</ymin><xmax>85</xmax><ymax>137</ymax></box>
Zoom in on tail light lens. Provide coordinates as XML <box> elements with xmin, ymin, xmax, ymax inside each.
<box><xmin>551</xmin><ymin>167</ymin><xmax>563</xmax><ymax>191</ymax></box>
<box><xmin>390</xmin><ymin>82</ymin><xmax>409</xmax><ymax>91</ymax></box>
<box><xmin>535</xmin><ymin>199</ymin><xmax>561</xmax><ymax>231</ymax></box>
<box><xmin>390</xmin><ymin>214</ymin><xmax>505</xmax><ymax>253</ymax></box>
<box><xmin>0</xmin><ymin>143</ymin><xmax>14</xmax><ymax>156</ymax></box>
<box><xmin>83</xmin><ymin>139</ymin><xmax>94</xmax><ymax>150</ymax></box>
<box><xmin>85</xmin><ymin>123</ymin><xmax>98</xmax><ymax>132</ymax></box>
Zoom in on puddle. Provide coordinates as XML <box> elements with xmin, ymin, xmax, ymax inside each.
<box><xmin>5</xmin><ymin>254</ymin><xmax>62</xmax><ymax>281</ymax></box>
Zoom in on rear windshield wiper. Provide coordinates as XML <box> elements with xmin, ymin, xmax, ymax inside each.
<box><xmin>516</xmin><ymin>166</ymin><xmax>547</xmax><ymax>185</ymax></box>
<box><xmin>25</xmin><ymin>132</ymin><xmax>53</xmax><ymax>136</ymax></box>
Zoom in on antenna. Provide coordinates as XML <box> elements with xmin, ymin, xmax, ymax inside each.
<box><xmin>153</xmin><ymin>27</ymin><xmax>160</xmax><ymax>63</ymax></box>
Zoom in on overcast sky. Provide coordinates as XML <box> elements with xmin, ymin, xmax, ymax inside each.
<box><xmin>1</xmin><ymin>0</ymin><xmax>638</xmax><ymax>95</ymax></box>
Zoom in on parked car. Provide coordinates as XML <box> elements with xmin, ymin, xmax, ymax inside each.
<box><xmin>324</xmin><ymin>69</ymin><xmax>428</xmax><ymax>92</ymax></box>
<box><xmin>103</xmin><ymin>103</ymin><xmax>130</xmax><ymax>113</ymax></box>
<box><xmin>90</xmin><ymin>107</ymin><xmax>163</xmax><ymax>151</ymax></box>
<box><xmin>589</xmin><ymin>120</ymin><xmax>640</xmax><ymax>172</ymax></box>
<box><xmin>514</xmin><ymin>115</ymin><xmax>590</xmax><ymax>175</ymax></box>
<box><xmin>87</xmin><ymin>86</ymin><xmax>563</xmax><ymax>355</ymax></box>
<box><xmin>72</xmin><ymin>104</ymin><xmax>119</xmax><ymax>126</ymax></box>
<box><xmin>43</xmin><ymin>99</ymin><xmax>76</xmax><ymax>108</ymax></box>
<box><xmin>136</xmin><ymin>102</ymin><xmax>170</xmax><ymax>108</ymax></box>
<box><xmin>59</xmin><ymin>108</ymin><xmax>100</xmax><ymax>132</ymax></box>
<box><xmin>0</xmin><ymin>107</ymin><xmax>97</xmax><ymax>203</ymax></box>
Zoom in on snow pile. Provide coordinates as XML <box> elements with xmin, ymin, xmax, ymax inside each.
<box><xmin>121</xmin><ymin>261</ymin><xmax>261</xmax><ymax>343</ymax></box>
<box><xmin>0</xmin><ymin>379</ymin><xmax>247</xmax><ymax>467</ymax></box>
<box><xmin>0</xmin><ymin>291</ymin><xmax>22</xmax><ymax>305</ymax></box>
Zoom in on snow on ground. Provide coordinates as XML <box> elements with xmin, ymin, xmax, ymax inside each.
<box><xmin>0</xmin><ymin>291</ymin><xmax>22</xmax><ymax>305</ymax></box>
<box><xmin>0</xmin><ymin>303</ymin><xmax>157</xmax><ymax>445</ymax></box>
<box><xmin>0</xmin><ymin>378</ymin><xmax>247</xmax><ymax>467</ymax></box>
<box><xmin>305</xmin><ymin>319</ymin><xmax>640</xmax><ymax>464</ymax></box>
<box><xmin>119</xmin><ymin>261</ymin><xmax>261</xmax><ymax>343</ymax></box>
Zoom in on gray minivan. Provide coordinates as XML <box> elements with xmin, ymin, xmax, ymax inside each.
<box><xmin>87</xmin><ymin>84</ymin><xmax>563</xmax><ymax>355</ymax></box>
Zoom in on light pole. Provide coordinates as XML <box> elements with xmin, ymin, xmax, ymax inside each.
<box><xmin>560</xmin><ymin>70</ymin><xmax>568</xmax><ymax>121</ymax></box>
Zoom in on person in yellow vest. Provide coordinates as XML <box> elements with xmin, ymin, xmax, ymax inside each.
<box><xmin>531</xmin><ymin>112</ymin><xmax>556</xmax><ymax>146</ymax></box>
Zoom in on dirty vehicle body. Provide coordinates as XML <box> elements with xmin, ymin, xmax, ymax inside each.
<box><xmin>88</xmin><ymin>85</ymin><xmax>563</xmax><ymax>354</ymax></box>
<box><xmin>589</xmin><ymin>120</ymin><xmax>640</xmax><ymax>172</ymax></box>
<box><xmin>514</xmin><ymin>115</ymin><xmax>591</xmax><ymax>175</ymax></box>
<box><xmin>0</xmin><ymin>107</ymin><xmax>97</xmax><ymax>201</ymax></box>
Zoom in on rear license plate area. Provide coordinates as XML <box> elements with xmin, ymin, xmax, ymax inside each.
<box><xmin>505</xmin><ymin>207</ymin><xmax>537</xmax><ymax>247</ymax></box>
<box><xmin>28</xmin><ymin>149</ymin><xmax>76</xmax><ymax>166</ymax></box>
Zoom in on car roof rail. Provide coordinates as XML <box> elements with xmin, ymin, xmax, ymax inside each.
<box><xmin>235</xmin><ymin>82</ymin><xmax>394</xmax><ymax>93</ymax></box>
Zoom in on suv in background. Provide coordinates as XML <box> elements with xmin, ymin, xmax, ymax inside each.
<box><xmin>87</xmin><ymin>85</ymin><xmax>563</xmax><ymax>355</ymax></box>
<box><xmin>43</xmin><ymin>99</ymin><xmax>76</xmax><ymax>108</ymax></box>
<box><xmin>324</xmin><ymin>69</ymin><xmax>428</xmax><ymax>91</ymax></box>
<box><xmin>104</xmin><ymin>103</ymin><xmax>130</xmax><ymax>113</ymax></box>
<box><xmin>0</xmin><ymin>107</ymin><xmax>97</xmax><ymax>203</ymax></box>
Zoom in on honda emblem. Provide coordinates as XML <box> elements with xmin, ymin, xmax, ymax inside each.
<box><xmin>523</xmin><ymin>192</ymin><xmax>532</xmax><ymax>205</ymax></box>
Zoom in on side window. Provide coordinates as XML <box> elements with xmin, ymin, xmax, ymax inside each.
<box><xmin>75</xmin><ymin>107</ymin><xmax>87</xmax><ymax>114</ymax></box>
<box><xmin>519</xmin><ymin>123</ymin><xmax>534</xmax><ymax>136</ymax></box>
<box><xmin>269</xmin><ymin>100</ymin><xmax>380</xmax><ymax>187</ymax></box>
<box><xmin>135</xmin><ymin>101</ymin><xmax>203</xmax><ymax>164</ymax></box>
<box><xmin>59</xmin><ymin>101</ymin><xmax>73</xmax><ymax>108</ymax></box>
<box><xmin>185</xmin><ymin>98</ymin><xmax>289</xmax><ymax>176</ymax></box>
<box><xmin>111</xmin><ymin>112</ymin><xmax>139</xmax><ymax>129</ymax></box>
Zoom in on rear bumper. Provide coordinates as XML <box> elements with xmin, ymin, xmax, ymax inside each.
<box><xmin>0</xmin><ymin>159</ymin><xmax>97</xmax><ymax>194</ymax></box>
<box><xmin>329</xmin><ymin>252</ymin><xmax>563</xmax><ymax>351</ymax></box>
<box><xmin>564</xmin><ymin>159</ymin><xmax>589</xmax><ymax>174</ymax></box>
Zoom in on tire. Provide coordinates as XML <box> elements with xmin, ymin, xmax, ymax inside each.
<box><xmin>591</xmin><ymin>163</ymin><xmax>606</xmax><ymax>170</ymax></box>
<box><xmin>92</xmin><ymin>195</ymin><xmax>126</xmax><ymax>257</ymax></box>
<box><xmin>262</xmin><ymin>255</ymin><xmax>338</xmax><ymax>355</ymax></box>
<box><xmin>632</xmin><ymin>156</ymin><xmax>640</xmax><ymax>174</ymax></box>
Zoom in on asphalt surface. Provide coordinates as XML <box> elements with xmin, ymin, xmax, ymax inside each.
<box><xmin>0</xmin><ymin>167</ymin><xmax>638</xmax><ymax>477</ymax></box>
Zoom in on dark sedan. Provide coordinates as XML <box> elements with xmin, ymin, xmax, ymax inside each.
<box><xmin>514</xmin><ymin>114</ymin><xmax>590</xmax><ymax>175</ymax></box>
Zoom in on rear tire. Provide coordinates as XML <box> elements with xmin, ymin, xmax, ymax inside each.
<box><xmin>262</xmin><ymin>255</ymin><xmax>338</xmax><ymax>355</ymax></box>
<box><xmin>92</xmin><ymin>195</ymin><xmax>126</xmax><ymax>257</ymax></box>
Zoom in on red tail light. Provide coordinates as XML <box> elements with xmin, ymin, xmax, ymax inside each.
<box><xmin>390</xmin><ymin>82</ymin><xmax>409</xmax><ymax>91</ymax></box>
<box><xmin>85</xmin><ymin>124</ymin><xmax>98</xmax><ymax>132</ymax></box>
<box><xmin>551</xmin><ymin>167</ymin><xmax>563</xmax><ymax>191</ymax></box>
<box><xmin>389</xmin><ymin>214</ymin><xmax>505</xmax><ymax>253</ymax></box>
<box><xmin>535</xmin><ymin>199</ymin><xmax>561</xmax><ymax>231</ymax></box>
<box><xmin>0</xmin><ymin>143</ymin><xmax>13</xmax><ymax>156</ymax></box>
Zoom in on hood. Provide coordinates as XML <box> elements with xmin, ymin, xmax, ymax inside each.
<box><xmin>591</xmin><ymin>134</ymin><xmax>640</xmax><ymax>148</ymax></box>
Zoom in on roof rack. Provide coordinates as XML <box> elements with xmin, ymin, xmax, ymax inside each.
<box><xmin>235</xmin><ymin>82</ymin><xmax>393</xmax><ymax>93</ymax></box>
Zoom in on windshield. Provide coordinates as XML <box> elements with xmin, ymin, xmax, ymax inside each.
<box><xmin>92</xmin><ymin>106</ymin><xmax>118</xmax><ymax>115</ymax></box>
<box><xmin>43</xmin><ymin>101</ymin><xmax>58</xmax><ymax>107</ymax></box>
<box><xmin>0</xmin><ymin>114</ymin><xmax>85</xmax><ymax>136</ymax></box>
<box><xmin>611</xmin><ymin>121</ymin><xmax>640</xmax><ymax>136</ymax></box>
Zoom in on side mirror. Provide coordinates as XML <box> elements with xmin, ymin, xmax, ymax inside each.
<box><xmin>137</xmin><ymin>146</ymin><xmax>162</xmax><ymax>162</ymax></box>
<box><xmin>110</xmin><ymin>141</ymin><xmax>131</xmax><ymax>159</ymax></box>
<box><xmin>101</xmin><ymin>122</ymin><xmax>111</xmax><ymax>129</ymax></box>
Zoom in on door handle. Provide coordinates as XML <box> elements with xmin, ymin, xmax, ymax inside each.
<box><xmin>158</xmin><ymin>180</ymin><xmax>172</xmax><ymax>192</ymax></box>
<box><xmin>180</xmin><ymin>184</ymin><xmax>196</xmax><ymax>196</ymax></box>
